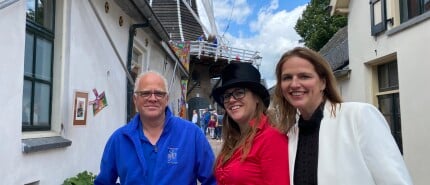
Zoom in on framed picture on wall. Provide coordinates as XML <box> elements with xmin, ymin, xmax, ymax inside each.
<box><xmin>73</xmin><ymin>91</ymin><xmax>88</xmax><ymax>125</ymax></box>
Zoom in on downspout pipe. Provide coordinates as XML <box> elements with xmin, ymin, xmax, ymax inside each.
<box><xmin>127</xmin><ymin>23</ymin><xmax>149</xmax><ymax>121</ymax></box>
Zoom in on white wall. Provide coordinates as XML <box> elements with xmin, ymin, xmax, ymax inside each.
<box><xmin>346</xmin><ymin>0</ymin><xmax>430</xmax><ymax>184</ymax></box>
<box><xmin>0</xmin><ymin>0</ymin><xmax>184</xmax><ymax>184</ymax></box>
<box><xmin>390</xmin><ymin>25</ymin><xmax>430</xmax><ymax>184</ymax></box>
<box><xmin>0</xmin><ymin>0</ymin><xmax>27</xmax><ymax>183</ymax></box>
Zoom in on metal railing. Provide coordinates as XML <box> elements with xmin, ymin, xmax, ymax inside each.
<box><xmin>188</xmin><ymin>41</ymin><xmax>262</xmax><ymax>65</ymax></box>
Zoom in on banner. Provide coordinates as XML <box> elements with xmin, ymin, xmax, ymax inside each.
<box><xmin>169</xmin><ymin>41</ymin><xmax>191</xmax><ymax>72</ymax></box>
<box><xmin>178</xmin><ymin>79</ymin><xmax>188</xmax><ymax>118</ymax></box>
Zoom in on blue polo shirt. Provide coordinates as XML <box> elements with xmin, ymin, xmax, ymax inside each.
<box><xmin>138</xmin><ymin>121</ymin><xmax>165</xmax><ymax>184</ymax></box>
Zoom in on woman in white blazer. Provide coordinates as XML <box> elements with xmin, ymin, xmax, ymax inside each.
<box><xmin>270</xmin><ymin>47</ymin><xmax>413</xmax><ymax>185</ymax></box>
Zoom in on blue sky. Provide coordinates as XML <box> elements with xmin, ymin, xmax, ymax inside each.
<box><xmin>197</xmin><ymin>0</ymin><xmax>310</xmax><ymax>87</ymax></box>
<box><xmin>224</xmin><ymin>0</ymin><xmax>310</xmax><ymax>38</ymax></box>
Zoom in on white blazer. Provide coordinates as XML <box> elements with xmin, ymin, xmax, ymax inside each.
<box><xmin>288</xmin><ymin>101</ymin><xmax>413</xmax><ymax>185</ymax></box>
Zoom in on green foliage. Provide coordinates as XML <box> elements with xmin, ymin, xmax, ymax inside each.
<box><xmin>63</xmin><ymin>171</ymin><xmax>96</xmax><ymax>185</ymax></box>
<box><xmin>295</xmin><ymin>0</ymin><xmax>347</xmax><ymax>51</ymax></box>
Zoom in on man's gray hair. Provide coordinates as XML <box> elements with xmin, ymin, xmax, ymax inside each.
<box><xmin>134</xmin><ymin>70</ymin><xmax>169</xmax><ymax>94</ymax></box>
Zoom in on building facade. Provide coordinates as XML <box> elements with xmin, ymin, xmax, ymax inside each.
<box><xmin>0</xmin><ymin>0</ymin><xmax>187</xmax><ymax>184</ymax></box>
<box><xmin>330</xmin><ymin>0</ymin><xmax>430</xmax><ymax>184</ymax></box>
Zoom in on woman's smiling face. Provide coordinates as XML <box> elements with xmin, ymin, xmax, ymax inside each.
<box><xmin>223</xmin><ymin>88</ymin><xmax>258</xmax><ymax>125</ymax></box>
<box><xmin>280</xmin><ymin>56</ymin><xmax>326</xmax><ymax>118</ymax></box>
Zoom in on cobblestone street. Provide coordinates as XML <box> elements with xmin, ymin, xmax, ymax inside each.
<box><xmin>207</xmin><ymin>136</ymin><xmax>223</xmax><ymax>156</ymax></box>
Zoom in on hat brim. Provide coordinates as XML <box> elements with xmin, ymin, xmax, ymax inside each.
<box><xmin>212</xmin><ymin>81</ymin><xmax>270</xmax><ymax>109</ymax></box>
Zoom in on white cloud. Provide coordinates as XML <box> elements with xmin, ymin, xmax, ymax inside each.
<box><xmin>229</xmin><ymin>5</ymin><xmax>306</xmax><ymax>87</ymax></box>
<box><xmin>197</xmin><ymin>0</ymin><xmax>251</xmax><ymax>35</ymax></box>
<box><xmin>213</xmin><ymin>0</ymin><xmax>252</xmax><ymax>24</ymax></box>
<box><xmin>259</xmin><ymin>0</ymin><xmax>279</xmax><ymax>14</ymax></box>
<box><xmin>197</xmin><ymin>1</ymin><xmax>307</xmax><ymax>87</ymax></box>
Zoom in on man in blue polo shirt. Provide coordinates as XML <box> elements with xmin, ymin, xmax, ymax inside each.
<box><xmin>95</xmin><ymin>71</ymin><xmax>216</xmax><ymax>185</ymax></box>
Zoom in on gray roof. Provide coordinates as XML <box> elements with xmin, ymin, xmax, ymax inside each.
<box><xmin>114</xmin><ymin>0</ymin><xmax>170</xmax><ymax>42</ymax></box>
<box><xmin>319</xmin><ymin>26</ymin><xmax>349</xmax><ymax>71</ymax></box>
<box><xmin>151</xmin><ymin>0</ymin><xmax>204</xmax><ymax>41</ymax></box>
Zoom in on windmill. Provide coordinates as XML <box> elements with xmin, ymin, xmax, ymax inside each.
<box><xmin>150</xmin><ymin>0</ymin><xmax>262</xmax><ymax>118</ymax></box>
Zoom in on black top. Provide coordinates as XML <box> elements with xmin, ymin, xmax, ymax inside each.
<box><xmin>294</xmin><ymin>104</ymin><xmax>324</xmax><ymax>185</ymax></box>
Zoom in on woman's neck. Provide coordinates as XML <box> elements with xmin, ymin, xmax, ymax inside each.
<box><xmin>300</xmin><ymin>99</ymin><xmax>325</xmax><ymax>120</ymax></box>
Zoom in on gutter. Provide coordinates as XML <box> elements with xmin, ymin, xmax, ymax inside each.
<box><xmin>115</xmin><ymin>0</ymin><xmax>189</xmax><ymax>78</ymax></box>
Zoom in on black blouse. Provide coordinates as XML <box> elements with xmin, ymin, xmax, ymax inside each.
<box><xmin>293</xmin><ymin>104</ymin><xmax>324</xmax><ymax>185</ymax></box>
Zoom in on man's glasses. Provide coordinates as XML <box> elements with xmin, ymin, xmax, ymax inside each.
<box><xmin>222</xmin><ymin>88</ymin><xmax>246</xmax><ymax>103</ymax></box>
<box><xmin>135</xmin><ymin>90</ymin><xmax>167</xmax><ymax>99</ymax></box>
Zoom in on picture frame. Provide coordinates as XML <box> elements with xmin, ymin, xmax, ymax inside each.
<box><xmin>73</xmin><ymin>91</ymin><xmax>88</xmax><ymax>125</ymax></box>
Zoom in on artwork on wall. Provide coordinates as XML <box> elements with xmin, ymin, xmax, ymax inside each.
<box><xmin>179</xmin><ymin>79</ymin><xmax>188</xmax><ymax>118</ymax></box>
<box><xmin>169</xmin><ymin>41</ymin><xmax>190</xmax><ymax>72</ymax></box>
<box><xmin>73</xmin><ymin>91</ymin><xmax>88</xmax><ymax>125</ymax></box>
<box><xmin>89</xmin><ymin>88</ymin><xmax>108</xmax><ymax>116</ymax></box>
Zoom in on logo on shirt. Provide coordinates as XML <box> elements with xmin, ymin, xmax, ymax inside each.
<box><xmin>167</xmin><ymin>147</ymin><xmax>178</xmax><ymax>164</ymax></box>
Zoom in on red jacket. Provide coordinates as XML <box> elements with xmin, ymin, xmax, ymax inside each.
<box><xmin>215</xmin><ymin>115</ymin><xmax>290</xmax><ymax>185</ymax></box>
<box><xmin>208</xmin><ymin>119</ymin><xmax>216</xmax><ymax>128</ymax></box>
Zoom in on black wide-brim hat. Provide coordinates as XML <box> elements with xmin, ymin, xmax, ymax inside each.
<box><xmin>211</xmin><ymin>62</ymin><xmax>270</xmax><ymax>108</ymax></box>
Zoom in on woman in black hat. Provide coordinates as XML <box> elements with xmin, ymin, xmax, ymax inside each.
<box><xmin>211</xmin><ymin>62</ymin><xmax>290</xmax><ymax>185</ymax></box>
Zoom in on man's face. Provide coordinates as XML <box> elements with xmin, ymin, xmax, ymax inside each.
<box><xmin>133</xmin><ymin>73</ymin><xmax>169</xmax><ymax>121</ymax></box>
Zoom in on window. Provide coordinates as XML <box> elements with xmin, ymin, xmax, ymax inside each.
<box><xmin>378</xmin><ymin>61</ymin><xmax>399</xmax><ymax>91</ymax></box>
<box><xmin>400</xmin><ymin>0</ymin><xmax>430</xmax><ymax>22</ymax></box>
<box><xmin>370</xmin><ymin>0</ymin><xmax>387</xmax><ymax>36</ymax></box>
<box><xmin>376</xmin><ymin>61</ymin><xmax>403</xmax><ymax>153</ymax></box>
<box><xmin>23</xmin><ymin>0</ymin><xmax>55</xmax><ymax>131</ymax></box>
<box><xmin>128</xmin><ymin>49</ymin><xmax>143</xmax><ymax>121</ymax></box>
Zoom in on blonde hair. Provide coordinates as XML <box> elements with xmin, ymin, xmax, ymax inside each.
<box><xmin>271</xmin><ymin>47</ymin><xmax>343</xmax><ymax>133</ymax></box>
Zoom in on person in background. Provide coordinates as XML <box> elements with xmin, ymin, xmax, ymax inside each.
<box><xmin>197</xmin><ymin>34</ymin><xmax>207</xmax><ymax>55</ymax></box>
<box><xmin>213</xmin><ymin>36</ymin><xmax>218</xmax><ymax>48</ymax></box>
<box><xmin>191</xmin><ymin>109</ymin><xmax>199</xmax><ymax>126</ymax></box>
<box><xmin>202</xmin><ymin>108</ymin><xmax>211</xmax><ymax>135</ymax></box>
<box><xmin>207</xmin><ymin>35</ymin><xmax>218</xmax><ymax>56</ymax></box>
<box><xmin>197</xmin><ymin>34</ymin><xmax>205</xmax><ymax>42</ymax></box>
<box><xmin>215</xmin><ymin>110</ymin><xmax>224</xmax><ymax>141</ymax></box>
<box><xmin>95</xmin><ymin>71</ymin><xmax>216</xmax><ymax>185</ymax></box>
<box><xmin>211</xmin><ymin>62</ymin><xmax>290</xmax><ymax>185</ymax></box>
<box><xmin>271</xmin><ymin>47</ymin><xmax>413</xmax><ymax>185</ymax></box>
<box><xmin>208</xmin><ymin>114</ymin><xmax>216</xmax><ymax>139</ymax></box>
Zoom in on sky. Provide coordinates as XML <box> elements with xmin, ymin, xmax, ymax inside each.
<box><xmin>196</xmin><ymin>0</ymin><xmax>309</xmax><ymax>87</ymax></box>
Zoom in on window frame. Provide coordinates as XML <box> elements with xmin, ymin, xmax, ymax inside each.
<box><xmin>400</xmin><ymin>0</ymin><xmax>430</xmax><ymax>22</ymax></box>
<box><xmin>375</xmin><ymin>60</ymin><xmax>403</xmax><ymax>153</ymax></box>
<box><xmin>377</xmin><ymin>60</ymin><xmax>399</xmax><ymax>92</ymax></box>
<box><xmin>23</xmin><ymin>0</ymin><xmax>56</xmax><ymax>131</ymax></box>
<box><xmin>127</xmin><ymin>48</ymin><xmax>143</xmax><ymax>121</ymax></box>
<box><xmin>370</xmin><ymin>0</ymin><xmax>388</xmax><ymax>36</ymax></box>
<box><xmin>377</xmin><ymin>92</ymin><xmax>403</xmax><ymax>153</ymax></box>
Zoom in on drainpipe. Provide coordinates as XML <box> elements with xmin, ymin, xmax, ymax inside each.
<box><xmin>127</xmin><ymin>23</ymin><xmax>149</xmax><ymax>121</ymax></box>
